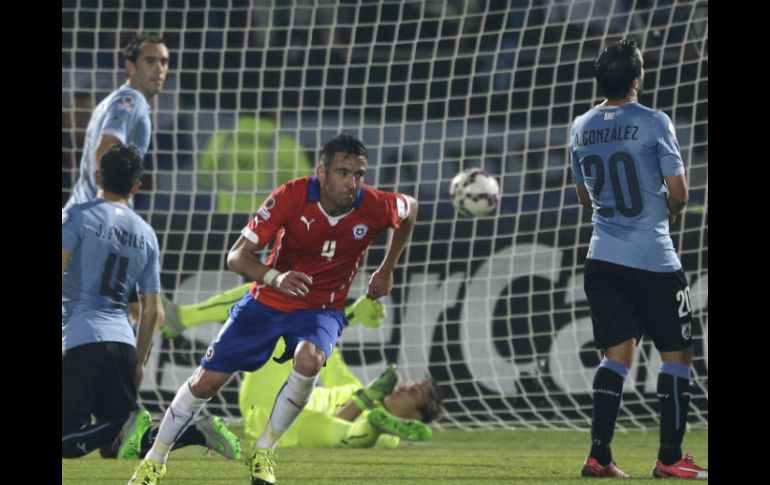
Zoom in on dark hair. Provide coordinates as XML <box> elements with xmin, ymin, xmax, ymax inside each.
<box><xmin>100</xmin><ymin>144</ymin><xmax>144</xmax><ymax>197</ymax></box>
<box><xmin>124</xmin><ymin>33</ymin><xmax>165</xmax><ymax>64</ymax></box>
<box><xmin>319</xmin><ymin>133</ymin><xmax>368</xmax><ymax>170</ymax></box>
<box><xmin>594</xmin><ymin>39</ymin><xmax>642</xmax><ymax>99</ymax></box>
<box><xmin>418</xmin><ymin>378</ymin><xmax>443</xmax><ymax>424</ymax></box>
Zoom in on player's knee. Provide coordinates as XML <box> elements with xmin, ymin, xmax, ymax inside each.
<box><xmin>661</xmin><ymin>346</ymin><xmax>693</xmax><ymax>365</ymax></box>
<box><xmin>604</xmin><ymin>338</ymin><xmax>636</xmax><ymax>367</ymax></box>
<box><xmin>188</xmin><ymin>368</ymin><xmax>227</xmax><ymax>399</ymax></box>
<box><xmin>188</xmin><ymin>378</ymin><xmax>219</xmax><ymax>399</ymax></box>
<box><xmin>294</xmin><ymin>356</ymin><xmax>323</xmax><ymax>376</ymax></box>
<box><xmin>293</xmin><ymin>343</ymin><xmax>325</xmax><ymax>376</ymax></box>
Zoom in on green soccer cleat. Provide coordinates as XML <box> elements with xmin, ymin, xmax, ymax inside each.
<box><xmin>127</xmin><ymin>458</ymin><xmax>166</xmax><ymax>485</ymax></box>
<box><xmin>352</xmin><ymin>363</ymin><xmax>398</xmax><ymax>410</ymax></box>
<box><xmin>246</xmin><ymin>447</ymin><xmax>276</xmax><ymax>485</ymax></box>
<box><xmin>195</xmin><ymin>415</ymin><xmax>242</xmax><ymax>460</ymax></box>
<box><xmin>344</xmin><ymin>296</ymin><xmax>385</xmax><ymax>328</ymax></box>
<box><xmin>367</xmin><ymin>407</ymin><xmax>433</xmax><ymax>441</ymax></box>
<box><xmin>160</xmin><ymin>297</ymin><xmax>184</xmax><ymax>339</ymax></box>
<box><xmin>117</xmin><ymin>409</ymin><xmax>153</xmax><ymax>460</ymax></box>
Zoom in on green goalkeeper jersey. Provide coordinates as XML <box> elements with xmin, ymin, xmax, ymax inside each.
<box><xmin>239</xmin><ymin>343</ymin><xmax>399</xmax><ymax>448</ymax></box>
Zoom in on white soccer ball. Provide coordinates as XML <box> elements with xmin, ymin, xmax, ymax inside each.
<box><xmin>450</xmin><ymin>169</ymin><xmax>500</xmax><ymax>217</ymax></box>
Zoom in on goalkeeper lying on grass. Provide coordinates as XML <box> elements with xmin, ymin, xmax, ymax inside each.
<box><xmin>240</xmin><ymin>354</ymin><xmax>441</xmax><ymax>449</ymax></box>
<box><xmin>161</xmin><ymin>291</ymin><xmax>442</xmax><ymax>447</ymax></box>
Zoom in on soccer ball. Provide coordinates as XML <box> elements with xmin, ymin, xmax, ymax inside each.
<box><xmin>450</xmin><ymin>169</ymin><xmax>500</xmax><ymax>217</ymax></box>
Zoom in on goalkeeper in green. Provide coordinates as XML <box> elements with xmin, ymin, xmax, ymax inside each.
<box><xmin>240</xmin><ymin>349</ymin><xmax>441</xmax><ymax>449</ymax></box>
<box><xmin>161</xmin><ymin>293</ymin><xmax>441</xmax><ymax>447</ymax></box>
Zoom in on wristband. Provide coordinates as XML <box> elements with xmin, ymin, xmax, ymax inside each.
<box><xmin>263</xmin><ymin>268</ymin><xmax>280</xmax><ymax>287</ymax></box>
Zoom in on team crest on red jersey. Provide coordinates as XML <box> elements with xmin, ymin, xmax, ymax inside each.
<box><xmin>258</xmin><ymin>197</ymin><xmax>276</xmax><ymax>220</ymax></box>
<box><xmin>352</xmin><ymin>223</ymin><xmax>369</xmax><ymax>240</ymax></box>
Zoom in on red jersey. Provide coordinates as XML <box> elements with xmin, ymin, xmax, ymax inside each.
<box><xmin>241</xmin><ymin>176</ymin><xmax>410</xmax><ymax>311</ymax></box>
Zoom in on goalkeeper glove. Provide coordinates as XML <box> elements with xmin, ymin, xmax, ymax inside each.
<box><xmin>344</xmin><ymin>296</ymin><xmax>385</xmax><ymax>328</ymax></box>
<box><xmin>367</xmin><ymin>407</ymin><xmax>433</xmax><ymax>441</ymax></box>
<box><xmin>352</xmin><ymin>363</ymin><xmax>398</xmax><ymax>410</ymax></box>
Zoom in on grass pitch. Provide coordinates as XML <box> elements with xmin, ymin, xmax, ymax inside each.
<box><xmin>62</xmin><ymin>428</ymin><xmax>707</xmax><ymax>484</ymax></box>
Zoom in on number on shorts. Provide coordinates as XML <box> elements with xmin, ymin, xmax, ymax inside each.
<box><xmin>676</xmin><ymin>287</ymin><xmax>692</xmax><ymax>317</ymax></box>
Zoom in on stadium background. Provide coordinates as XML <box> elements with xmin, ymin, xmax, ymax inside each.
<box><xmin>62</xmin><ymin>0</ymin><xmax>707</xmax><ymax>431</ymax></box>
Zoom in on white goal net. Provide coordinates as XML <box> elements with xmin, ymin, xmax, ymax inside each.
<box><xmin>62</xmin><ymin>0</ymin><xmax>708</xmax><ymax>430</ymax></box>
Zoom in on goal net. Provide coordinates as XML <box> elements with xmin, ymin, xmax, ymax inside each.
<box><xmin>62</xmin><ymin>0</ymin><xmax>708</xmax><ymax>430</ymax></box>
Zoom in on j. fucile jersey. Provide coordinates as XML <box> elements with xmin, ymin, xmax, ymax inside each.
<box><xmin>65</xmin><ymin>84</ymin><xmax>151</xmax><ymax>208</ymax></box>
<box><xmin>62</xmin><ymin>200</ymin><xmax>160</xmax><ymax>351</ymax></box>
<box><xmin>570</xmin><ymin>102</ymin><xmax>684</xmax><ymax>272</ymax></box>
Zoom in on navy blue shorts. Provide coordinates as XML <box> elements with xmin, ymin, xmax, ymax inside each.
<box><xmin>200</xmin><ymin>292</ymin><xmax>346</xmax><ymax>373</ymax></box>
<box><xmin>584</xmin><ymin>259</ymin><xmax>693</xmax><ymax>352</ymax></box>
<box><xmin>62</xmin><ymin>342</ymin><xmax>139</xmax><ymax>433</ymax></box>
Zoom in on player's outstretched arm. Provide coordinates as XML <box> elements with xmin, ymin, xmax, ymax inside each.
<box><xmin>367</xmin><ymin>195</ymin><xmax>418</xmax><ymax>299</ymax></box>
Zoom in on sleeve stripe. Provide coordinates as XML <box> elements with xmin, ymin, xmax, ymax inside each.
<box><xmin>241</xmin><ymin>227</ymin><xmax>259</xmax><ymax>245</ymax></box>
<box><xmin>396</xmin><ymin>194</ymin><xmax>410</xmax><ymax>220</ymax></box>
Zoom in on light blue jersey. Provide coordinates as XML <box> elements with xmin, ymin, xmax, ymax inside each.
<box><xmin>570</xmin><ymin>103</ymin><xmax>684</xmax><ymax>272</ymax></box>
<box><xmin>62</xmin><ymin>199</ymin><xmax>160</xmax><ymax>351</ymax></box>
<box><xmin>65</xmin><ymin>84</ymin><xmax>151</xmax><ymax>208</ymax></box>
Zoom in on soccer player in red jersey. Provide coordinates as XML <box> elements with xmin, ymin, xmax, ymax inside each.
<box><xmin>129</xmin><ymin>133</ymin><xmax>418</xmax><ymax>485</ymax></box>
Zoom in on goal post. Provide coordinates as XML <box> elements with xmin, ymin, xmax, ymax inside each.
<box><xmin>62</xmin><ymin>0</ymin><xmax>708</xmax><ymax>430</ymax></box>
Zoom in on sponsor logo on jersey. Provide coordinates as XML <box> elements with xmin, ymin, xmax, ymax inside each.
<box><xmin>603</xmin><ymin>112</ymin><xmax>615</xmax><ymax>120</ymax></box>
<box><xmin>681</xmin><ymin>322</ymin><xmax>691</xmax><ymax>340</ymax></box>
<box><xmin>300</xmin><ymin>215</ymin><xmax>315</xmax><ymax>231</ymax></box>
<box><xmin>258</xmin><ymin>207</ymin><xmax>271</xmax><ymax>220</ymax></box>
<box><xmin>352</xmin><ymin>223</ymin><xmax>369</xmax><ymax>240</ymax></box>
<box><xmin>205</xmin><ymin>346</ymin><xmax>215</xmax><ymax>360</ymax></box>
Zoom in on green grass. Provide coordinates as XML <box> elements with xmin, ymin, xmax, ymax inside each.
<box><xmin>62</xmin><ymin>428</ymin><xmax>707</xmax><ymax>484</ymax></box>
